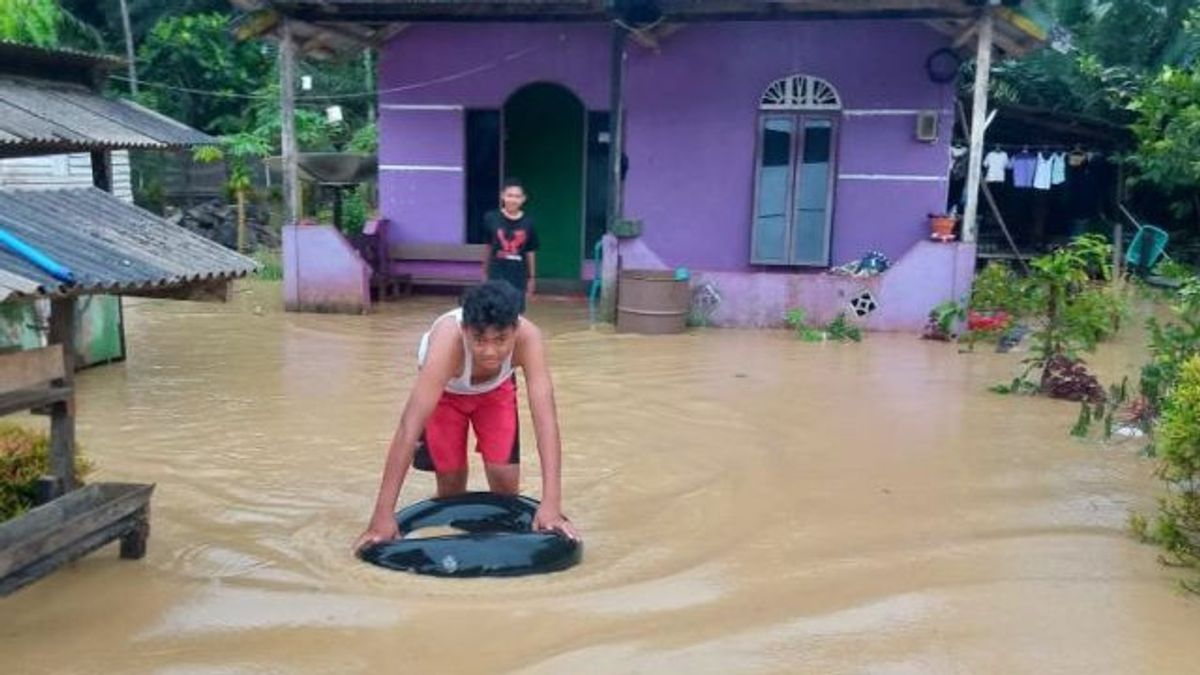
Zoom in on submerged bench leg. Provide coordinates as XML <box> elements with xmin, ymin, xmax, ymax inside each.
<box><xmin>119</xmin><ymin>510</ymin><xmax>150</xmax><ymax>560</ymax></box>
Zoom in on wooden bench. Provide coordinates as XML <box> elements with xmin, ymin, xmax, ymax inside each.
<box><xmin>0</xmin><ymin>345</ymin><xmax>71</xmax><ymax>418</ymax></box>
<box><xmin>0</xmin><ymin>343</ymin><xmax>154</xmax><ymax>596</ymax></box>
<box><xmin>389</xmin><ymin>243</ymin><xmax>488</xmax><ymax>294</ymax></box>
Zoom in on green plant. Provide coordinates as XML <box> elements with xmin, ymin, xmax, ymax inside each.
<box><xmin>785</xmin><ymin>308</ymin><xmax>824</xmax><ymax>342</ymax></box>
<box><xmin>193</xmin><ymin>131</ymin><xmax>272</xmax><ymax>252</ymax></box>
<box><xmin>1129</xmin><ymin>64</ymin><xmax>1200</xmax><ymax>235</ymax></box>
<box><xmin>992</xmin><ymin>236</ymin><xmax>1125</xmax><ymax>402</ymax></box>
<box><xmin>926</xmin><ymin>299</ymin><xmax>966</xmax><ymax>341</ymax></box>
<box><xmin>1140</xmin><ymin>278</ymin><xmax>1200</xmax><ymax>422</ymax></box>
<box><xmin>252</xmin><ymin>249</ymin><xmax>283</xmax><ymax>281</ymax></box>
<box><xmin>0</xmin><ymin>0</ymin><xmax>60</xmax><ymax>46</ymax></box>
<box><xmin>1154</xmin><ymin>258</ymin><xmax>1197</xmax><ymax>281</ymax></box>
<box><xmin>1137</xmin><ymin>355</ymin><xmax>1200</xmax><ymax>592</ymax></box>
<box><xmin>971</xmin><ymin>261</ymin><xmax>1031</xmax><ymax>316</ymax></box>
<box><xmin>825</xmin><ymin>312</ymin><xmax>863</xmax><ymax>343</ymax></box>
<box><xmin>348</xmin><ymin>121</ymin><xmax>378</xmax><ymax>153</ymax></box>
<box><xmin>1</xmin><ymin>422</ymin><xmax>92</xmax><ymax>521</ymax></box>
<box><xmin>785</xmin><ymin>309</ymin><xmax>862</xmax><ymax>343</ymax></box>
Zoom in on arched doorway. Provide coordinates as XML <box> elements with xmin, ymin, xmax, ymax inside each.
<box><xmin>503</xmin><ymin>82</ymin><xmax>585</xmax><ymax>281</ymax></box>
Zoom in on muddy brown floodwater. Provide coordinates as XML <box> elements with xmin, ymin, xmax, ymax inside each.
<box><xmin>3</xmin><ymin>282</ymin><xmax>1200</xmax><ymax>674</ymax></box>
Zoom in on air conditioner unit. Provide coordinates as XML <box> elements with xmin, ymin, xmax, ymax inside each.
<box><xmin>915</xmin><ymin>111</ymin><xmax>939</xmax><ymax>143</ymax></box>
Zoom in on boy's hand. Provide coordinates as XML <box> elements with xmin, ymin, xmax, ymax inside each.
<box><xmin>533</xmin><ymin>505</ymin><xmax>579</xmax><ymax>541</ymax></box>
<box><xmin>353</xmin><ymin>516</ymin><xmax>400</xmax><ymax>555</ymax></box>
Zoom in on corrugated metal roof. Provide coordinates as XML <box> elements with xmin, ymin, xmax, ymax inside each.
<box><xmin>0</xmin><ymin>187</ymin><xmax>257</xmax><ymax>302</ymax></box>
<box><xmin>0</xmin><ymin>75</ymin><xmax>215</xmax><ymax>154</ymax></box>
<box><xmin>0</xmin><ymin>40</ymin><xmax>125</xmax><ymax>70</ymax></box>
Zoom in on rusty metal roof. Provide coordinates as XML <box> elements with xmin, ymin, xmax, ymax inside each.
<box><xmin>0</xmin><ymin>75</ymin><xmax>215</xmax><ymax>156</ymax></box>
<box><xmin>0</xmin><ymin>187</ymin><xmax>257</xmax><ymax>302</ymax></box>
<box><xmin>234</xmin><ymin>0</ymin><xmax>1048</xmax><ymax>58</ymax></box>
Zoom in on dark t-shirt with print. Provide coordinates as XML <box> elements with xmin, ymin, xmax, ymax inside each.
<box><xmin>484</xmin><ymin>210</ymin><xmax>538</xmax><ymax>293</ymax></box>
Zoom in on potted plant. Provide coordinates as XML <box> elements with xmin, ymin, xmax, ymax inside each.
<box><xmin>928</xmin><ymin>211</ymin><xmax>958</xmax><ymax>242</ymax></box>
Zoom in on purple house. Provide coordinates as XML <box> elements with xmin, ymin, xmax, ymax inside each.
<box><xmin>251</xmin><ymin>1</ymin><xmax>1046</xmax><ymax>328</ymax></box>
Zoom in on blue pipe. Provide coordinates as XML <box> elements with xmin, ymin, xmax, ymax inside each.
<box><xmin>588</xmin><ymin>238</ymin><xmax>603</xmax><ymax>323</ymax></box>
<box><xmin>0</xmin><ymin>227</ymin><xmax>76</xmax><ymax>284</ymax></box>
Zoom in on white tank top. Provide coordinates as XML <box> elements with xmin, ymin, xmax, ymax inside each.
<box><xmin>417</xmin><ymin>308</ymin><xmax>515</xmax><ymax>395</ymax></box>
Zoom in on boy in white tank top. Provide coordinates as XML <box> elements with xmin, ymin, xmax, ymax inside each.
<box><xmin>354</xmin><ymin>281</ymin><xmax>578</xmax><ymax>550</ymax></box>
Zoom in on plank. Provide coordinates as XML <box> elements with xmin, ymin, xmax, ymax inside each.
<box><xmin>0</xmin><ymin>386</ymin><xmax>71</xmax><ymax>418</ymax></box>
<box><xmin>47</xmin><ymin>298</ymin><xmax>76</xmax><ymax>489</ymax></box>
<box><xmin>0</xmin><ymin>483</ymin><xmax>154</xmax><ymax>574</ymax></box>
<box><xmin>0</xmin><ymin>345</ymin><xmax>65</xmax><ymax>395</ymax></box>
<box><xmin>0</xmin><ymin>509</ymin><xmax>147</xmax><ymax>596</ymax></box>
<box><xmin>390</xmin><ymin>243</ymin><xmax>488</xmax><ymax>262</ymax></box>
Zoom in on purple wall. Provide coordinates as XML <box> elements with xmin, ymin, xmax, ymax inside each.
<box><xmin>283</xmin><ymin>225</ymin><xmax>371</xmax><ymax>314</ymax></box>
<box><xmin>378</xmin><ymin>20</ymin><xmax>952</xmax><ymax>275</ymax></box>
<box><xmin>378</xmin><ymin>24</ymin><xmax>609</xmax><ymax>248</ymax></box>
<box><xmin>622</xmin><ymin>22</ymin><xmax>952</xmax><ymax>270</ymax></box>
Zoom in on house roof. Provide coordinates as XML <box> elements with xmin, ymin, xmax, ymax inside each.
<box><xmin>0</xmin><ymin>75</ymin><xmax>215</xmax><ymax>158</ymax></box>
<box><xmin>232</xmin><ymin>0</ymin><xmax>1050</xmax><ymax>59</ymax></box>
<box><xmin>0</xmin><ymin>40</ymin><xmax>125</xmax><ymax>77</ymax></box>
<box><xmin>0</xmin><ymin>187</ymin><xmax>257</xmax><ymax>302</ymax></box>
<box><xmin>0</xmin><ymin>41</ymin><xmax>215</xmax><ymax>157</ymax></box>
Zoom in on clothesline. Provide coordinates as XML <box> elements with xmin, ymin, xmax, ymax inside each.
<box><xmin>988</xmin><ymin>144</ymin><xmax>1099</xmax><ymax>153</ymax></box>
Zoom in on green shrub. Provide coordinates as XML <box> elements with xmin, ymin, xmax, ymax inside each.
<box><xmin>1</xmin><ymin>423</ymin><xmax>92</xmax><ymax>521</ymax></box>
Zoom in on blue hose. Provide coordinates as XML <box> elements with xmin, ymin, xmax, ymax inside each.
<box><xmin>0</xmin><ymin>227</ymin><xmax>76</xmax><ymax>284</ymax></box>
<box><xmin>588</xmin><ymin>238</ymin><xmax>603</xmax><ymax>323</ymax></box>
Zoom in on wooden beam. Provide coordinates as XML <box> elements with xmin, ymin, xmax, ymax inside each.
<box><xmin>0</xmin><ymin>345</ymin><xmax>65</xmax><ymax>395</ymax></box>
<box><xmin>47</xmin><ymin>297</ymin><xmax>77</xmax><ymax>492</ymax></box>
<box><xmin>608</xmin><ymin>23</ymin><xmax>628</xmax><ymax>229</ymax></box>
<box><xmin>371</xmin><ymin>22</ymin><xmax>411</xmax><ymax>48</ymax></box>
<box><xmin>961</xmin><ymin>9</ymin><xmax>994</xmax><ymax>244</ymax></box>
<box><xmin>628</xmin><ymin>28</ymin><xmax>659</xmax><ymax>51</ymax></box>
<box><xmin>127</xmin><ymin>280</ymin><xmax>233</xmax><ymax>303</ymax></box>
<box><xmin>953</xmin><ymin>23</ymin><xmax>978</xmax><ymax>49</ymax></box>
<box><xmin>280</xmin><ymin>20</ymin><xmax>301</xmax><ymax>226</ymax></box>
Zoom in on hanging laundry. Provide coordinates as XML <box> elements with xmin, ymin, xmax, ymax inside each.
<box><xmin>950</xmin><ymin>145</ymin><xmax>968</xmax><ymax>179</ymax></box>
<box><xmin>1068</xmin><ymin>147</ymin><xmax>1088</xmax><ymax>167</ymax></box>
<box><xmin>1033</xmin><ymin>152</ymin><xmax>1053</xmax><ymax>190</ymax></box>
<box><xmin>1011</xmin><ymin>151</ymin><xmax>1037</xmax><ymax>188</ymax></box>
<box><xmin>983</xmin><ymin>150</ymin><xmax>1009</xmax><ymax>183</ymax></box>
<box><xmin>1050</xmin><ymin>152</ymin><xmax>1067</xmax><ymax>186</ymax></box>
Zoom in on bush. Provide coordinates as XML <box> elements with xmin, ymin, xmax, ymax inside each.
<box><xmin>1139</xmin><ymin>356</ymin><xmax>1200</xmax><ymax>591</ymax></box>
<box><xmin>971</xmin><ymin>261</ymin><xmax>1030</xmax><ymax>315</ymax></box>
<box><xmin>0</xmin><ymin>423</ymin><xmax>92</xmax><ymax>521</ymax></box>
<box><xmin>252</xmin><ymin>248</ymin><xmax>283</xmax><ymax>281</ymax></box>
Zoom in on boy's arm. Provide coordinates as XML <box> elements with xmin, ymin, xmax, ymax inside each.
<box><xmin>517</xmin><ymin>321</ymin><xmax>578</xmax><ymax>540</ymax></box>
<box><xmin>354</xmin><ymin>324</ymin><xmax>458</xmax><ymax>552</ymax></box>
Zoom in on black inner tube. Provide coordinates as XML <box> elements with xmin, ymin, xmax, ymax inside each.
<box><xmin>358</xmin><ymin>492</ymin><xmax>582</xmax><ymax>577</ymax></box>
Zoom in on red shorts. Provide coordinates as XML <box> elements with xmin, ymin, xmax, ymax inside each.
<box><xmin>414</xmin><ymin>376</ymin><xmax>520</xmax><ymax>473</ymax></box>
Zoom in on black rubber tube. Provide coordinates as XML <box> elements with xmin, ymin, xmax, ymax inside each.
<box><xmin>358</xmin><ymin>492</ymin><xmax>582</xmax><ymax>577</ymax></box>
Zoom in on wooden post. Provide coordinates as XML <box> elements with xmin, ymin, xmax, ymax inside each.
<box><xmin>1114</xmin><ymin>163</ymin><xmax>1126</xmax><ymax>278</ymax></box>
<box><xmin>600</xmin><ymin>23</ymin><xmax>629</xmax><ymax>324</ymax></box>
<box><xmin>364</xmin><ymin>50</ymin><xmax>375</xmax><ymax>124</ymax></box>
<box><xmin>118</xmin><ymin>0</ymin><xmax>138</xmax><ymax>95</ymax></box>
<box><xmin>607</xmin><ymin>23</ymin><xmax>628</xmax><ymax>229</ymax></box>
<box><xmin>47</xmin><ymin>297</ymin><xmax>77</xmax><ymax>492</ymax></box>
<box><xmin>240</xmin><ymin>186</ymin><xmax>249</xmax><ymax>252</ymax></box>
<box><xmin>961</xmin><ymin>9</ymin><xmax>994</xmax><ymax>243</ymax></box>
<box><xmin>280</xmin><ymin>20</ymin><xmax>301</xmax><ymax>226</ymax></box>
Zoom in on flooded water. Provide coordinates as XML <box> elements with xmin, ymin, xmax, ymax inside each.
<box><xmin>3</xmin><ymin>282</ymin><xmax>1200</xmax><ymax>674</ymax></box>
